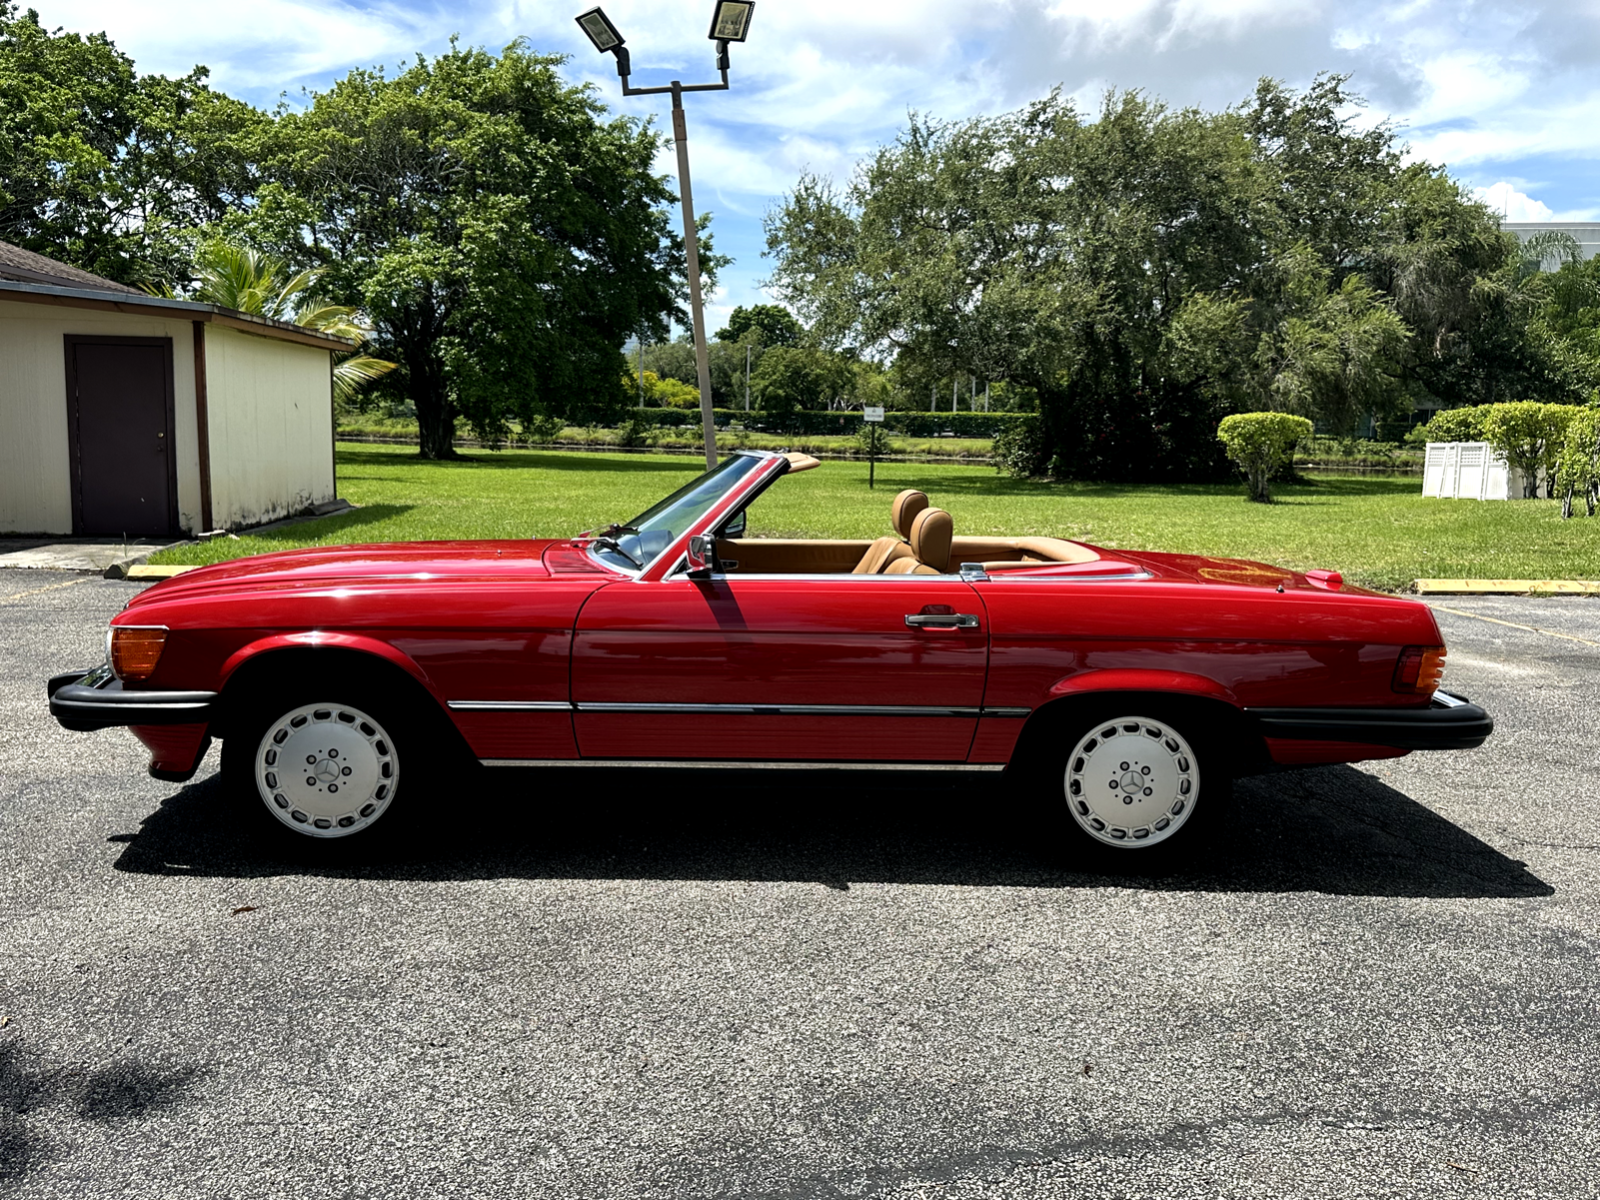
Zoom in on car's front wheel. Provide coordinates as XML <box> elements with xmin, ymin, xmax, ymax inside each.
<box><xmin>225</xmin><ymin>693</ymin><xmax>406</xmax><ymax>840</ymax></box>
<box><xmin>1051</xmin><ymin>708</ymin><xmax>1228</xmax><ymax>860</ymax></box>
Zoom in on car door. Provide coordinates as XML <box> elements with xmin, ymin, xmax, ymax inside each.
<box><xmin>570</xmin><ymin>573</ymin><xmax>989</xmax><ymax>762</ymax></box>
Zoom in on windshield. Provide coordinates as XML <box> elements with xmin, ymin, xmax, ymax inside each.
<box><xmin>589</xmin><ymin>454</ymin><xmax>768</xmax><ymax>573</ymax></box>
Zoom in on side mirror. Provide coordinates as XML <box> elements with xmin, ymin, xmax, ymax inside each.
<box><xmin>685</xmin><ymin>534</ymin><xmax>716</xmax><ymax>579</ymax></box>
<box><xmin>722</xmin><ymin>509</ymin><xmax>747</xmax><ymax>539</ymax></box>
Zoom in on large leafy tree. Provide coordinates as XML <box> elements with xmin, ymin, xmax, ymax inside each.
<box><xmin>236</xmin><ymin>40</ymin><xmax>711</xmax><ymax>458</ymax></box>
<box><xmin>750</xmin><ymin>345</ymin><xmax>854</xmax><ymax>418</ymax></box>
<box><xmin>715</xmin><ymin>303</ymin><xmax>803</xmax><ymax>347</ymax></box>
<box><xmin>0</xmin><ymin>4</ymin><xmax>262</xmax><ymax>285</ymax></box>
<box><xmin>765</xmin><ymin>76</ymin><xmax>1539</xmax><ymax>481</ymax></box>
<box><xmin>641</xmin><ymin>334</ymin><xmax>771</xmax><ymax>409</ymax></box>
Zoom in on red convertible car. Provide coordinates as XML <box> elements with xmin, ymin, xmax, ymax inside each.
<box><xmin>49</xmin><ymin>450</ymin><xmax>1491</xmax><ymax>856</ymax></box>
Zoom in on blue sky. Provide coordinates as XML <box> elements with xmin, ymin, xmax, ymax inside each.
<box><xmin>36</xmin><ymin>0</ymin><xmax>1600</xmax><ymax>327</ymax></box>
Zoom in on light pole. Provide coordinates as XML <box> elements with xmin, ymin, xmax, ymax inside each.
<box><xmin>575</xmin><ymin>2</ymin><xmax>756</xmax><ymax>472</ymax></box>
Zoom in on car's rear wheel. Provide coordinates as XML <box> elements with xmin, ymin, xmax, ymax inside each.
<box><xmin>224</xmin><ymin>691</ymin><xmax>409</xmax><ymax>840</ymax></box>
<box><xmin>1042</xmin><ymin>706</ymin><xmax>1229</xmax><ymax>863</ymax></box>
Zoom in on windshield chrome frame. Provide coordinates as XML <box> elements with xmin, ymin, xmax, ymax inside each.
<box><xmin>578</xmin><ymin>450</ymin><xmax>785</xmax><ymax>580</ymax></box>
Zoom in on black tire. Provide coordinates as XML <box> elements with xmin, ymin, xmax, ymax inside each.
<box><xmin>221</xmin><ymin>683</ymin><xmax>431</xmax><ymax>845</ymax></box>
<box><xmin>1022</xmin><ymin>701</ymin><xmax>1233</xmax><ymax>869</ymax></box>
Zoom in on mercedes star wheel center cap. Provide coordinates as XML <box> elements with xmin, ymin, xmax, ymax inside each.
<box><xmin>254</xmin><ymin>704</ymin><xmax>398</xmax><ymax>838</ymax></box>
<box><xmin>1065</xmin><ymin>716</ymin><xmax>1198</xmax><ymax>848</ymax></box>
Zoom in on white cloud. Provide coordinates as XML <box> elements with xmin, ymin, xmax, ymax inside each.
<box><xmin>40</xmin><ymin>1</ymin><xmax>441</xmax><ymax>87</ymax></box>
<box><xmin>30</xmin><ymin>0</ymin><xmax>1600</xmax><ymax>305</ymax></box>
<box><xmin>1473</xmin><ymin>182</ymin><xmax>1554</xmax><ymax>222</ymax></box>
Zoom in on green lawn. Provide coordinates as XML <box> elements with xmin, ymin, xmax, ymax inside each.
<box><xmin>149</xmin><ymin>444</ymin><xmax>1600</xmax><ymax>592</ymax></box>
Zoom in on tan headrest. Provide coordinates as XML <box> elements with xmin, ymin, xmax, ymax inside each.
<box><xmin>891</xmin><ymin>489</ymin><xmax>929</xmax><ymax>539</ymax></box>
<box><xmin>908</xmin><ymin>507</ymin><xmax>953</xmax><ymax>573</ymax></box>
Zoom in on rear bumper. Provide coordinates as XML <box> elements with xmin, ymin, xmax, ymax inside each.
<box><xmin>48</xmin><ymin>667</ymin><xmax>217</xmax><ymax>733</ymax></box>
<box><xmin>1245</xmin><ymin>691</ymin><xmax>1493</xmax><ymax>752</ymax></box>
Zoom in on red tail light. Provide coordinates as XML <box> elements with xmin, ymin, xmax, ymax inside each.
<box><xmin>1392</xmin><ymin>645</ymin><xmax>1446</xmax><ymax>695</ymax></box>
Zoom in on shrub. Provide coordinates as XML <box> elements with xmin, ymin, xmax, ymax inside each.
<box><xmin>616</xmin><ymin>413</ymin><xmax>658</xmax><ymax>448</ymax></box>
<box><xmin>1482</xmin><ymin>402</ymin><xmax>1578</xmax><ymax>499</ymax></box>
<box><xmin>518</xmin><ymin>414</ymin><xmax>565</xmax><ymax>443</ymax></box>
<box><xmin>991</xmin><ymin>414</ymin><xmax>1049</xmax><ymax>478</ymax></box>
<box><xmin>1422</xmin><ymin>405</ymin><xmax>1493</xmax><ymax>444</ymax></box>
<box><xmin>1557</xmin><ymin>406</ymin><xmax>1600</xmax><ymax>518</ymax></box>
<box><xmin>1217</xmin><ymin>412</ymin><xmax>1314</xmax><ymax>502</ymax></box>
<box><xmin>853</xmin><ymin>421</ymin><xmax>894</xmax><ymax>457</ymax></box>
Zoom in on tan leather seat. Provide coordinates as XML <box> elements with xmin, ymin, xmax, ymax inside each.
<box><xmin>885</xmin><ymin>507</ymin><xmax>953</xmax><ymax>575</ymax></box>
<box><xmin>851</xmin><ymin>489</ymin><xmax>928</xmax><ymax>574</ymax></box>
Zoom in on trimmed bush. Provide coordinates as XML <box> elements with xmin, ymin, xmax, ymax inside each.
<box><xmin>1482</xmin><ymin>402</ymin><xmax>1577</xmax><ymax>499</ymax></box>
<box><xmin>1217</xmin><ymin>412</ymin><xmax>1314</xmax><ymax>502</ymax></box>
<box><xmin>1557</xmin><ymin>407</ymin><xmax>1600</xmax><ymax>518</ymax></box>
<box><xmin>1422</xmin><ymin>405</ymin><xmax>1493</xmax><ymax>444</ymax></box>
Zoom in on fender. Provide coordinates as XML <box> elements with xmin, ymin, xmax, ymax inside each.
<box><xmin>1046</xmin><ymin>668</ymin><xmax>1239</xmax><ymax>707</ymax></box>
<box><xmin>218</xmin><ymin>631</ymin><xmax>441</xmax><ymax>702</ymax></box>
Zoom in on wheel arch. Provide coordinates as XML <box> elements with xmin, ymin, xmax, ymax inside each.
<box><xmin>209</xmin><ymin>637</ymin><xmax>456</xmax><ymax>750</ymax></box>
<box><xmin>1009</xmin><ymin>687</ymin><xmax>1266</xmax><ymax>778</ymax></box>
<box><xmin>1046</xmin><ymin>668</ymin><xmax>1238</xmax><ymax>706</ymax></box>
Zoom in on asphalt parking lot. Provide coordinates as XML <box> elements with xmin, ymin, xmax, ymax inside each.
<box><xmin>2</xmin><ymin>572</ymin><xmax>1598</xmax><ymax>1199</ymax></box>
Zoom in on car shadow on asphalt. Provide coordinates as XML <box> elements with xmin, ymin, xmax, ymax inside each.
<box><xmin>108</xmin><ymin>762</ymin><xmax>1552</xmax><ymax>900</ymax></box>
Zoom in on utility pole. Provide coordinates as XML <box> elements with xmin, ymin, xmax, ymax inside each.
<box><xmin>576</xmin><ymin>3</ymin><xmax>756</xmax><ymax>472</ymax></box>
<box><xmin>668</xmin><ymin>88</ymin><xmax>718</xmax><ymax>469</ymax></box>
<box><xmin>744</xmin><ymin>342</ymin><xmax>751</xmax><ymax>412</ymax></box>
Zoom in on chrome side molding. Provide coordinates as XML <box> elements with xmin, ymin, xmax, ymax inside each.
<box><xmin>451</xmin><ymin>700</ymin><xmax>1033</xmax><ymax>719</ymax></box>
<box><xmin>480</xmin><ymin>758</ymin><xmax>1007</xmax><ymax>771</ymax></box>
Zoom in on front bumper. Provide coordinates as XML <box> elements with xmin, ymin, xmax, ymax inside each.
<box><xmin>48</xmin><ymin>666</ymin><xmax>217</xmax><ymax>733</ymax></box>
<box><xmin>1245</xmin><ymin>690</ymin><xmax>1493</xmax><ymax>752</ymax></box>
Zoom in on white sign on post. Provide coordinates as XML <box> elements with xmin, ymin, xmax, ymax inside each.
<box><xmin>863</xmin><ymin>406</ymin><xmax>885</xmax><ymax>423</ymax></box>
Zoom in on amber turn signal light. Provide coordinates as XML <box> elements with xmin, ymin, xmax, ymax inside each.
<box><xmin>1392</xmin><ymin>645</ymin><xmax>1446</xmax><ymax>695</ymax></box>
<box><xmin>110</xmin><ymin>627</ymin><xmax>167</xmax><ymax>682</ymax></box>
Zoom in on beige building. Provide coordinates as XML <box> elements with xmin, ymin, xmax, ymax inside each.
<box><xmin>0</xmin><ymin>241</ymin><xmax>350</xmax><ymax>538</ymax></box>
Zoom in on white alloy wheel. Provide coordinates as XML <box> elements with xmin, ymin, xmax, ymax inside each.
<box><xmin>253</xmin><ymin>702</ymin><xmax>399</xmax><ymax>838</ymax></box>
<box><xmin>1063</xmin><ymin>715</ymin><xmax>1199</xmax><ymax>849</ymax></box>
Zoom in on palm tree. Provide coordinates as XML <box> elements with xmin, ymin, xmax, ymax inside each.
<box><xmin>181</xmin><ymin>242</ymin><xmax>397</xmax><ymax>405</ymax></box>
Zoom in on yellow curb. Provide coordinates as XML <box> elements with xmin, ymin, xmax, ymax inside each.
<box><xmin>1416</xmin><ymin>579</ymin><xmax>1600</xmax><ymax>595</ymax></box>
<box><xmin>124</xmin><ymin>564</ymin><xmax>199</xmax><ymax>580</ymax></box>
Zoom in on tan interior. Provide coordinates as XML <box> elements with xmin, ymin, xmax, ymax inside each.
<box><xmin>948</xmin><ymin>536</ymin><xmax>1101</xmax><ymax>568</ymax></box>
<box><xmin>713</xmin><ymin>534</ymin><xmax>1098</xmax><ymax>574</ymax></box>
<box><xmin>890</xmin><ymin>489</ymin><xmax>929</xmax><ymax>538</ymax></box>
<box><xmin>884</xmin><ymin>508</ymin><xmax>952</xmax><ymax>575</ymax></box>
<box><xmin>715</xmin><ymin>538</ymin><xmax>874</xmax><ymax>574</ymax></box>
<box><xmin>849</xmin><ymin>489</ymin><xmax>927</xmax><ymax>575</ymax></box>
<box><xmin>712</xmin><ymin>486</ymin><xmax>1099</xmax><ymax>575</ymax></box>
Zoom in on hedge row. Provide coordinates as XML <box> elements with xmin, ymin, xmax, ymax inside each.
<box><xmin>632</xmin><ymin>408</ymin><xmax>1027</xmax><ymax>437</ymax></box>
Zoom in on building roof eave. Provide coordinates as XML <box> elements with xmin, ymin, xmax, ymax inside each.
<box><xmin>0</xmin><ymin>279</ymin><xmax>358</xmax><ymax>351</ymax></box>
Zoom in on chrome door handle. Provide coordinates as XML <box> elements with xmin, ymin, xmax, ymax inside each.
<box><xmin>904</xmin><ymin>613</ymin><xmax>980</xmax><ymax>629</ymax></box>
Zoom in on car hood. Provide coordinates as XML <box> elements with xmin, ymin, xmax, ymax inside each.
<box><xmin>125</xmin><ymin>539</ymin><xmax>590</xmax><ymax>609</ymax></box>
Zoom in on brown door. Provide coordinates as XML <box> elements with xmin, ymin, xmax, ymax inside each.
<box><xmin>65</xmin><ymin>337</ymin><xmax>177</xmax><ymax>537</ymax></box>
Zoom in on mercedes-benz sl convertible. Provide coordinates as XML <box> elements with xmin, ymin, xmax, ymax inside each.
<box><xmin>48</xmin><ymin>449</ymin><xmax>1492</xmax><ymax>856</ymax></box>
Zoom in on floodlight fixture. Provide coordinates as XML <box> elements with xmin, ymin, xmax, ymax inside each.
<box><xmin>708</xmin><ymin>0</ymin><xmax>755</xmax><ymax>43</ymax></box>
<box><xmin>575</xmin><ymin>7</ymin><xmax>624</xmax><ymax>53</ymax></box>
